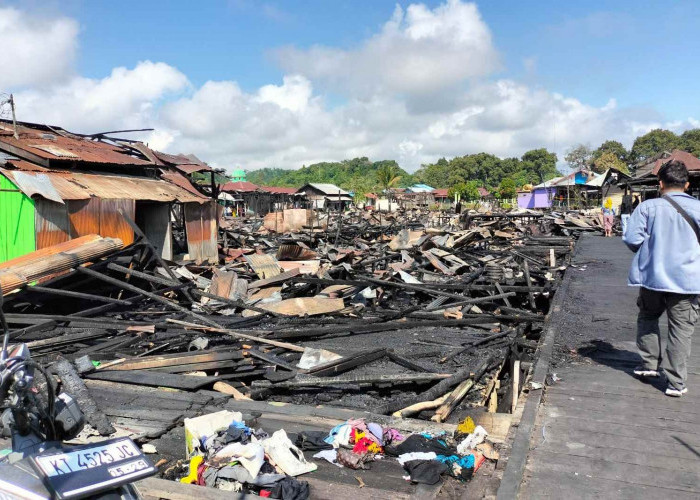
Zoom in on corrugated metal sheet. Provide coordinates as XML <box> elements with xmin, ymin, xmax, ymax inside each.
<box><xmin>99</xmin><ymin>199</ymin><xmax>135</xmax><ymax>245</ymax></box>
<box><xmin>0</xmin><ymin>168</ymin><xmax>207</xmax><ymax>203</ymax></box>
<box><xmin>35</xmin><ymin>199</ymin><xmax>70</xmax><ymax>250</ymax></box>
<box><xmin>0</xmin><ymin>235</ymin><xmax>101</xmax><ymax>271</ymax></box>
<box><xmin>184</xmin><ymin>201</ymin><xmax>218</xmax><ymax>264</ymax></box>
<box><xmin>220</xmin><ymin>181</ymin><xmax>260</xmax><ymax>193</ymax></box>
<box><xmin>67</xmin><ymin>198</ymin><xmax>100</xmax><ymax>238</ymax></box>
<box><xmin>0</xmin><ymin>236</ymin><xmax>123</xmax><ymax>294</ymax></box>
<box><xmin>0</xmin><ymin>124</ymin><xmax>151</xmax><ymax>166</ymax></box>
<box><xmin>244</xmin><ymin>253</ymin><xmax>282</xmax><ymax>279</ymax></box>
<box><xmin>64</xmin><ymin>198</ymin><xmax>136</xmax><ymax>244</ymax></box>
<box><xmin>174</xmin><ymin>163</ymin><xmax>212</xmax><ymax>174</ymax></box>
<box><xmin>0</xmin><ymin>175</ymin><xmax>35</xmax><ymax>263</ymax></box>
<box><xmin>159</xmin><ymin>172</ymin><xmax>208</xmax><ymax>197</ymax></box>
<box><xmin>7</xmin><ymin>171</ymin><xmax>64</xmax><ymax>203</ymax></box>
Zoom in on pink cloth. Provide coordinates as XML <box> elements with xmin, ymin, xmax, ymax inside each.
<box><xmin>603</xmin><ymin>214</ymin><xmax>614</xmax><ymax>231</ymax></box>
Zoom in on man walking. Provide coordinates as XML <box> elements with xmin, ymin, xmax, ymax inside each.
<box><xmin>620</xmin><ymin>194</ymin><xmax>633</xmax><ymax>235</ymax></box>
<box><xmin>623</xmin><ymin>160</ymin><xmax>700</xmax><ymax>397</ymax></box>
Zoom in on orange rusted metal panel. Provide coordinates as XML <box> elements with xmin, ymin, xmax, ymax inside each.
<box><xmin>100</xmin><ymin>199</ymin><xmax>135</xmax><ymax>245</ymax></box>
<box><xmin>67</xmin><ymin>198</ymin><xmax>100</xmax><ymax>238</ymax></box>
<box><xmin>34</xmin><ymin>198</ymin><xmax>70</xmax><ymax>250</ymax></box>
<box><xmin>184</xmin><ymin>201</ymin><xmax>218</xmax><ymax>264</ymax></box>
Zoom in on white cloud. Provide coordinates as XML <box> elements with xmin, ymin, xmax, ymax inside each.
<box><xmin>2</xmin><ymin>1</ymin><xmax>697</xmax><ymax>174</ymax></box>
<box><xmin>275</xmin><ymin>0</ymin><xmax>499</xmax><ymax>97</ymax></box>
<box><xmin>0</xmin><ymin>7</ymin><xmax>78</xmax><ymax>89</ymax></box>
<box><xmin>14</xmin><ymin>61</ymin><xmax>188</xmax><ymax>132</ymax></box>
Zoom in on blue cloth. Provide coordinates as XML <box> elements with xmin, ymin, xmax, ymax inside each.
<box><xmin>435</xmin><ymin>454</ymin><xmax>475</xmax><ymax>468</ymax></box>
<box><xmin>623</xmin><ymin>192</ymin><xmax>700</xmax><ymax>293</ymax></box>
<box><xmin>324</xmin><ymin>423</ymin><xmax>345</xmax><ymax>445</ymax></box>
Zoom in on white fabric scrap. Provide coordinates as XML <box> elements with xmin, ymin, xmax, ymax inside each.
<box><xmin>397</xmin><ymin>451</ymin><xmax>437</xmax><ymax>465</ymax></box>
<box><xmin>215</xmin><ymin>442</ymin><xmax>265</xmax><ymax>478</ymax></box>
<box><xmin>313</xmin><ymin>449</ymin><xmax>342</xmax><ymax>467</ymax></box>
<box><xmin>457</xmin><ymin>425</ymin><xmax>488</xmax><ymax>454</ymax></box>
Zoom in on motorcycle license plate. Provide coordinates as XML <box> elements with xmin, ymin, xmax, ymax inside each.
<box><xmin>30</xmin><ymin>438</ymin><xmax>155</xmax><ymax>499</ymax></box>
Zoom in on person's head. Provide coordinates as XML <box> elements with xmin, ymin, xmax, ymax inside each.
<box><xmin>658</xmin><ymin>160</ymin><xmax>690</xmax><ymax>193</ymax></box>
<box><xmin>604</xmin><ymin>197</ymin><xmax>613</xmax><ymax>209</ymax></box>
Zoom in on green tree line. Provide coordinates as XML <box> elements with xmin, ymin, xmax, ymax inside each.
<box><xmin>244</xmin><ymin>127</ymin><xmax>700</xmax><ymax>195</ymax></box>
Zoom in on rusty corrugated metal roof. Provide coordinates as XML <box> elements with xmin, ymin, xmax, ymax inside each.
<box><xmin>0</xmin><ymin>123</ymin><xmax>151</xmax><ymax>166</ymax></box>
<box><xmin>220</xmin><ymin>181</ymin><xmax>260</xmax><ymax>193</ymax></box>
<box><xmin>0</xmin><ymin>168</ymin><xmax>208</xmax><ymax>203</ymax></box>
<box><xmin>175</xmin><ymin>163</ymin><xmax>213</xmax><ymax>174</ymax></box>
<box><xmin>263</xmin><ymin>186</ymin><xmax>298</xmax><ymax>194</ymax></box>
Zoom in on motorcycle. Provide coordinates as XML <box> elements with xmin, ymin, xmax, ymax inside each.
<box><xmin>0</xmin><ymin>290</ymin><xmax>156</xmax><ymax>499</ymax></box>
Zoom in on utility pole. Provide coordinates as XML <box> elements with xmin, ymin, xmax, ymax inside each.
<box><xmin>8</xmin><ymin>94</ymin><xmax>18</xmax><ymax>139</ymax></box>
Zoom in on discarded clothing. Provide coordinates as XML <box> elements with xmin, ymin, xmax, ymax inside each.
<box><xmin>213</xmin><ymin>442</ymin><xmax>265</xmax><ymax>478</ymax></box>
<box><xmin>263</xmin><ymin>429</ymin><xmax>317</xmax><ymax>476</ymax></box>
<box><xmin>203</xmin><ymin>465</ymin><xmax>285</xmax><ymax>488</ymax></box>
<box><xmin>390</xmin><ymin>434</ymin><xmax>455</xmax><ymax>456</ymax></box>
<box><xmin>367</xmin><ymin>422</ymin><xmax>384</xmax><ymax>445</ymax></box>
<box><xmin>456</xmin><ymin>416</ymin><xmax>476</xmax><ymax>435</ymax></box>
<box><xmin>397</xmin><ymin>452</ymin><xmax>436</xmax><ymax>465</ymax></box>
<box><xmin>324</xmin><ymin>423</ymin><xmax>352</xmax><ymax>448</ymax></box>
<box><xmin>336</xmin><ymin>448</ymin><xmax>374</xmax><ymax>470</ymax></box>
<box><xmin>313</xmin><ymin>449</ymin><xmax>342</xmax><ymax>467</ymax></box>
<box><xmin>383</xmin><ymin>428</ymin><xmax>405</xmax><ymax>445</ymax></box>
<box><xmin>436</xmin><ymin>454</ymin><xmax>475</xmax><ymax>469</ymax></box>
<box><xmin>269</xmin><ymin>477</ymin><xmax>310</xmax><ymax>500</ymax></box>
<box><xmin>457</xmin><ymin>426</ymin><xmax>488</xmax><ymax>454</ymax></box>
<box><xmin>402</xmin><ymin>459</ymin><xmax>449</xmax><ymax>484</ymax></box>
<box><xmin>295</xmin><ymin>431</ymin><xmax>333</xmax><ymax>451</ymax></box>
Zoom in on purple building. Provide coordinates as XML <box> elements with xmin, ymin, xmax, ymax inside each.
<box><xmin>518</xmin><ymin>188</ymin><xmax>555</xmax><ymax>209</ymax></box>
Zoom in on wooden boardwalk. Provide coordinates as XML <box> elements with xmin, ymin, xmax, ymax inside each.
<box><xmin>520</xmin><ymin>235</ymin><xmax>700</xmax><ymax>499</ymax></box>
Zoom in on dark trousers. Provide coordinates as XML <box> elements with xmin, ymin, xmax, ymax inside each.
<box><xmin>637</xmin><ymin>287</ymin><xmax>699</xmax><ymax>389</ymax></box>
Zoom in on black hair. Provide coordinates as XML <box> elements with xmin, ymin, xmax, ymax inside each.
<box><xmin>658</xmin><ymin>160</ymin><xmax>689</xmax><ymax>188</ymax></box>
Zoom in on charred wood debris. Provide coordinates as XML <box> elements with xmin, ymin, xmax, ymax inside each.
<box><xmin>1</xmin><ymin>208</ymin><xmax>598</xmax><ymax>447</ymax></box>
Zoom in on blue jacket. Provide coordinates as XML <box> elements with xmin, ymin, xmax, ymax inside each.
<box><xmin>623</xmin><ymin>192</ymin><xmax>700</xmax><ymax>294</ymax></box>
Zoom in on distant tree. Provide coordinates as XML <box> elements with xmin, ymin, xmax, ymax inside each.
<box><xmin>630</xmin><ymin>129</ymin><xmax>680</xmax><ymax>164</ymax></box>
<box><xmin>564</xmin><ymin>144</ymin><xmax>593</xmax><ymax>171</ymax></box>
<box><xmin>376</xmin><ymin>163</ymin><xmax>402</xmax><ymax>192</ymax></box>
<box><xmin>592</xmin><ymin>140</ymin><xmax>628</xmax><ymax>164</ymax></box>
<box><xmin>498</xmin><ymin>178</ymin><xmax>517</xmax><ymax>199</ymax></box>
<box><xmin>521</xmin><ymin>149</ymin><xmax>560</xmax><ymax>183</ymax></box>
<box><xmin>593</xmin><ymin>152</ymin><xmax>630</xmax><ymax>175</ymax></box>
<box><xmin>448</xmin><ymin>182</ymin><xmax>467</xmax><ymax>201</ymax></box>
<box><xmin>680</xmin><ymin>129</ymin><xmax>700</xmax><ymax>157</ymax></box>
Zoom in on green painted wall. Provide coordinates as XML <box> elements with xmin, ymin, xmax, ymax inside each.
<box><xmin>0</xmin><ymin>175</ymin><xmax>35</xmax><ymax>263</ymax></box>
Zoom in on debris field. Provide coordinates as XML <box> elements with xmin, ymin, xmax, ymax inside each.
<box><xmin>0</xmin><ymin>207</ymin><xmax>602</xmax><ymax>497</ymax></box>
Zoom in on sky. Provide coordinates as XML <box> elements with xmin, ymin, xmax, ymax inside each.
<box><xmin>1</xmin><ymin>0</ymin><xmax>698</xmax><ymax>173</ymax></box>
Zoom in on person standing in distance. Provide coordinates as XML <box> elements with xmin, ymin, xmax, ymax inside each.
<box><xmin>623</xmin><ymin>160</ymin><xmax>700</xmax><ymax>397</ymax></box>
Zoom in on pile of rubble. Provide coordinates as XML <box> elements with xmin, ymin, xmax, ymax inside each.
<box><xmin>0</xmin><ymin>207</ymin><xmax>593</xmax><ymax>497</ymax></box>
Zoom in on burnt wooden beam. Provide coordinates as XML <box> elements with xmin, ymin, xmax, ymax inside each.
<box><xmin>25</xmin><ymin>285</ymin><xmax>132</xmax><ymax>305</ymax></box>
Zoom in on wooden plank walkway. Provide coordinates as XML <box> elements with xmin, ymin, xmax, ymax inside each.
<box><xmin>520</xmin><ymin>235</ymin><xmax>700</xmax><ymax>499</ymax></box>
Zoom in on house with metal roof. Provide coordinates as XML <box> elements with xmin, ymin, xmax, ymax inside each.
<box><xmin>297</xmin><ymin>183</ymin><xmax>353</xmax><ymax>210</ymax></box>
<box><xmin>0</xmin><ymin>120</ymin><xmax>217</xmax><ymax>264</ymax></box>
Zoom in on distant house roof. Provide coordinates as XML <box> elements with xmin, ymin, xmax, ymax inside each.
<box><xmin>298</xmin><ymin>183</ymin><xmax>351</xmax><ymax>196</ymax></box>
<box><xmin>585</xmin><ymin>168</ymin><xmax>630</xmax><ymax>187</ymax></box>
<box><xmin>432</xmin><ymin>188</ymin><xmax>449</xmax><ymax>197</ymax></box>
<box><xmin>478</xmin><ymin>187</ymin><xmax>490</xmax><ymax>197</ymax></box>
<box><xmin>635</xmin><ymin>150</ymin><xmax>700</xmax><ymax>178</ymax></box>
<box><xmin>263</xmin><ymin>186</ymin><xmax>298</xmax><ymax>195</ymax></box>
<box><xmin>407</xmin><ymin>183</ymin><xmax>435</xmax><ymax>193</ymax></box>
<box><xmin>365</xmin><ymin>192</ymin><xmax>378</xmax><ymax>199</ymax></box>
<box><xmin>220</xmin><ymin>181</ymin><xmax>260</xmax><ymax>193</ymax></box>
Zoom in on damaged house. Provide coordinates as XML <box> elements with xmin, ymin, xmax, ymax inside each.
<box><xmin>0</xmin><ymin>120</ymin><xmax>218</xmax><ymax>264</ymax></box>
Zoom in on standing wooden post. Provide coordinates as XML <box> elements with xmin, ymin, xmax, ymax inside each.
<box><xmin>511</xmin><ymin>360</ymin><xmax>520</xmax><ymax>413</ymax></box>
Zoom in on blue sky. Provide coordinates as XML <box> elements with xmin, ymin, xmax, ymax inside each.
<box><xmin>3</xmin><ymin>1</ymin><xmax>698</xmax><ymax>171</ymax></box>
<box><xmin>57</xmin><ymin>0</ymin><xmax>698</xmax><ymax>120</ymax></box>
